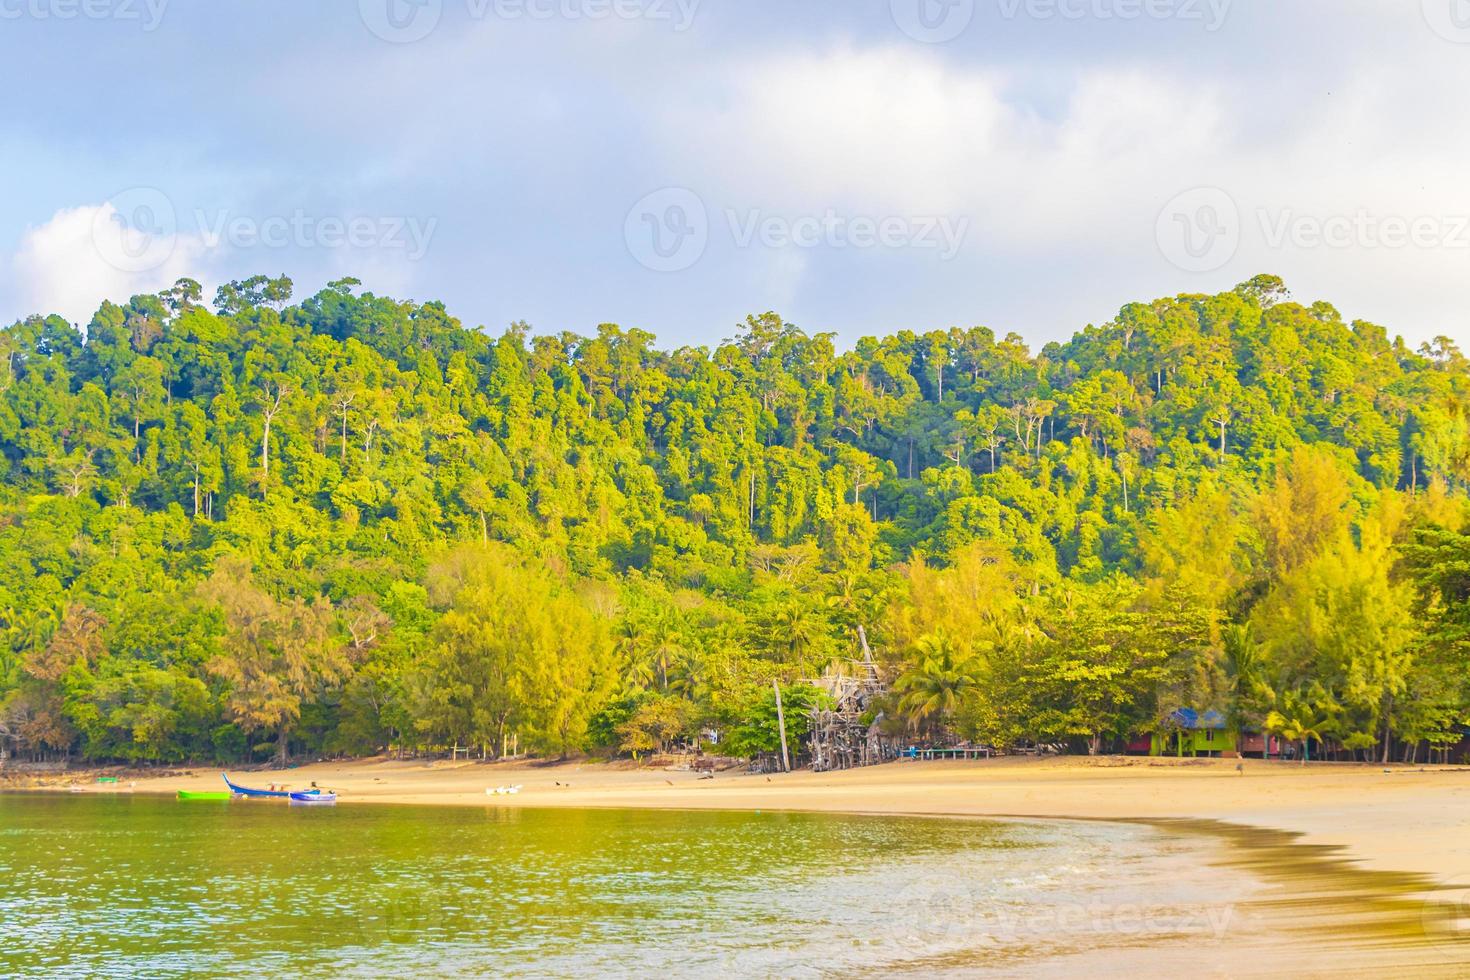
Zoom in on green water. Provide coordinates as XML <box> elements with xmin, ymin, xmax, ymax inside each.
<box><xmin>0</xmin><ymin>794</ymin><xmax>1251</xmax><ymax>978</ymax></box>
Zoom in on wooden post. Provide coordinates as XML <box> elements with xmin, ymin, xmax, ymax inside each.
<box><xmin>773</xmin><ymin>679</ymin><xmax>791</xmax><ymax>773</ymax></box>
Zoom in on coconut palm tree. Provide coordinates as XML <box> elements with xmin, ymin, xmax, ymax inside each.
<box><xmin>1265</xmin><ymin>689</ymin><xmax>1333</xmax><ymax>765</ymax></box>
<box><xmin>771</xmin><ymin>602</ymin><xmax>818</xmax><ymax>666</ymax></box>
<box><xmin>894</xmin><ymin>634</ymin><xmax>980</xmax><ymax>735</ymax></box>
<box><xmin>1222</xmin><ymin>623</ymin><xmax>1264</xmax><ymax>741</ymax></box>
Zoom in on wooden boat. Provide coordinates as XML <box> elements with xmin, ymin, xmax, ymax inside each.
<box><xmin>222</xmin><ymin>773</ymin><xmax>319</xmax><ymax>799</ymax></box>
<box><xmin>289</xmin><ymin>791</ymin><xmax>336</xmax><ymax>804</ymax></box>
<box><xmin>177</xmin><ymin>790</ymin><xmax>232</xmax><ymax>801</ymax></box>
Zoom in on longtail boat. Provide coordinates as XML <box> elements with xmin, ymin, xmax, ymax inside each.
<box><xmin>289</xmin><ymin>790</ymin><xmax>336</xmax><ymax>804</ymax></box>
<box><xmin>222</xmin><ymin>773</ymin><xmax>316</xmax><ymax>799</ymax></box>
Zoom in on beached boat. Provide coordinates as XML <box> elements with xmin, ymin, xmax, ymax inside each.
<box><xmin>177</xmin><ymin>790</ymin><xmax>232</xmax><ymax>801</ymax></box>
<box><xmin>289</xmin><ymin>791</ymin><xmax>336</xmax><ymax>804</ymax></box>
<box><xmin>222</xmin><ymin>773</ymin><xmax>318</xmax><ymax>799</ymax></box>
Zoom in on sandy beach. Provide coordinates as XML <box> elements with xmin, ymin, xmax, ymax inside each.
<box><xmin>14</xmin><ymin>755</ymin><xmax>1470</xmax><ymax>976</ymax></box>
<box><xmin>32</xmin><ymin>755</ymin><xmax>1464</xmax><ymax>882</ymax></box>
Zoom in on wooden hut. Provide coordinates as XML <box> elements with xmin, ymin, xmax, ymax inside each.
<box><xmin>806</xmin><ymin>627</ymin><xmax>901</xmax><ymax>771</ymax></box>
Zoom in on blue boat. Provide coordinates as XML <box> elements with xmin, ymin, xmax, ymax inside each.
<box><xmin>222</xmin><ymin>773</ymin><xmax>319</xmax><ymax>799</ymax></box>
<box><xmin>289</xmin><ymin>791</ymin><xmax>336</xmax><ymax>804</ymax></box>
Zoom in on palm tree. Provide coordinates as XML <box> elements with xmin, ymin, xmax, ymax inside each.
<box><xmin>894</xmin><ymin>634</ymin><xmax>980</xmax><ymax>735</ymax></box>
<box><xmin>667</xmin><ymin>648</ymin><xmax>709</xmax><ymax>703</ymax></box>
<box><xmin>1265</xmin><ymin>689</ymin><xmax>1333</xmax><ymax>765</ymax></box>
<box><xmin>1222</xmin><ymin>623</ymin><xmax>1262</xmax><ymax>742</ymax></box>
<box><xmin>646</xmin><ymin>613</ymin><xmax>684</xmax><ymax>693</ymax></box>
<box><xmin>771</xmin><ymin>602</ymin><xmax>818</xmax><ymax>666</ymax></box>
<box><xmin>615</xmin><ymin>618</ymin><xmax>653</xmax><ymax>692</ymax></box>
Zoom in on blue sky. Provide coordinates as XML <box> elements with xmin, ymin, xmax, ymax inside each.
<box><xmin>3</xmin><ymin>1</ymin><xmax>1469</xmax><ymax>350</ymax></box>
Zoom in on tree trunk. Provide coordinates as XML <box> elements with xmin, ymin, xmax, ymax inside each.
<box><xmin>275</xmin><ymin>722</ymin><xmax>290</xmax><ymax>766</ymax></box>
<box><xmin>1381</xmin><ymin>695</ymin><xmax>1393</xmax><ymax>764</ymax></box>
<box><xmin>261</xmin><ymin>419</ymin><xmax>271</xmax><ymax>496</ymax></box>
<box><xmin>773</xmin><ymin>679</ymin><xmax>790</xmax><ymax>773</ymax></box>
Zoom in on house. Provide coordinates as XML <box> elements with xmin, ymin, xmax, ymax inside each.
<box><xmin>1145</xmin><ymin>708</ymin><xmax>1291</xmax><ymax>759</ymax></box>
<box><xmin>1150</xmin><ymin>708</ymin><xmax>1234</xmax><ymax>758</ymax></box>
<box><xmin>1237</xmin><ymin>731</ymin><xmax>1286</xmax><ymax>759</ymax></box>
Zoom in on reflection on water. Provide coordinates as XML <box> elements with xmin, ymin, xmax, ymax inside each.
<box><xmin>0</xmin><ymin>794</ymin><xmax>1454</xmax><ymax>977</ymax></box>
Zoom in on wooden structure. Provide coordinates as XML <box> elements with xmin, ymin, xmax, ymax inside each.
<box><xmin>806</xmin><ymin>626</ymin><xmax>901</xmax><ymax>772</ymax></box>
<box><xmin>905</xmin><ymin>746</ymin><xmax>991</xmax><ymax>761</ymax></box>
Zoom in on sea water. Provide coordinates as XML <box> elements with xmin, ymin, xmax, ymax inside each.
<box><xmin>0</xmin><ymin>793</ymin><xmax>1267</xmax><ymax>977</ymax></box>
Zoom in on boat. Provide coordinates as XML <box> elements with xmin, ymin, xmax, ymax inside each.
<box><xmin>222</xmin><ymin>773</ymin><xmax>319</xmax><ymax>799</ymax></box>
<box><xmin>289</xmin><ymin>791</ymin><xmax>336</xmax><ymax>804</ymax></box>
<box><xmin>177</xmin><ymin>790</ymin><xmax>232</xmax><ymax>801</ymax></box>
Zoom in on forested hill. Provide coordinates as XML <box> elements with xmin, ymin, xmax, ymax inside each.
<box><xmin>2</xmin><ymin>271</ymin><xmax>1469</xmax><ymax>766</ymax></box>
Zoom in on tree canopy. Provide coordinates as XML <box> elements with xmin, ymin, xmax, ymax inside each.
<box><xmin>1</xmin><ymin>273</ymin><xmax>1467</xmax><ymax>765</ymax></box>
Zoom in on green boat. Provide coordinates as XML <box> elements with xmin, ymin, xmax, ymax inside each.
<box><xmin>177</xmin><ymin>790</ymin><xmax>233</xmax><ymax>801</ymax></box>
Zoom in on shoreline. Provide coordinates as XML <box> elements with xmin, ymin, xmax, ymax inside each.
<box><xmin>10</xmin><ymin>755</ymin><xmax>1470</xmax><ymax>973</ymax></box>
<box><xmin>9</xmin><ymin>754</ymin><xmax>1470</xmax><ymax>880</ymax></box>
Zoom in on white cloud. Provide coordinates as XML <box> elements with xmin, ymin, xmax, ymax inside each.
<box><xmin>8</xmin><ymin>203</ymin><xmax>202</xmax><ymax>326</ymax></box>
<box><xmin>646</xmin><ymin>42</ymin><xmax>1470</xmax><ymax>345</ymax></box>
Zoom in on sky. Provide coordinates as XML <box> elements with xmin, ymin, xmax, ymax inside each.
<box><xmin>3</xmin><ymin>0</ymin><xmax>1470</xmax><ymax>352</ymax></box>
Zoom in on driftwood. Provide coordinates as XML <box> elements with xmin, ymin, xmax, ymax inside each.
<box><xmin>806</xmin><ymin>626</ymin><xmax>901</xmax><ymax>772</ymax></box>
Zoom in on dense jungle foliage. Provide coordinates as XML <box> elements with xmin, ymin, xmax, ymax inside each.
<box><xmin>2</xmin><ymin>272</ymin><xmax>1469</xmax><ymax>765</ymax></box>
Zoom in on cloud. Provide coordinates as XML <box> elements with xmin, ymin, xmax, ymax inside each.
<box><xmin>7</xmin><ymin>203</ymin><xmax>203</xmax><ymax>326</ymax></box>
<box><xmin>642</xmin><ymin>41</ymin><xmax>1470</xmax><ymax>345</ymax></box>
<box><xmin>6</xmin><ymin>5</ymin><xmax>1470</xmax><ymax>347</ymax></box>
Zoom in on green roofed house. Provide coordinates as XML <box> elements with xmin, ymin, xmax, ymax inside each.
<box><xmin>1151</xmin><ymin>708</ymin><xmax>1236</xmax><ymax>758</ymax></box>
